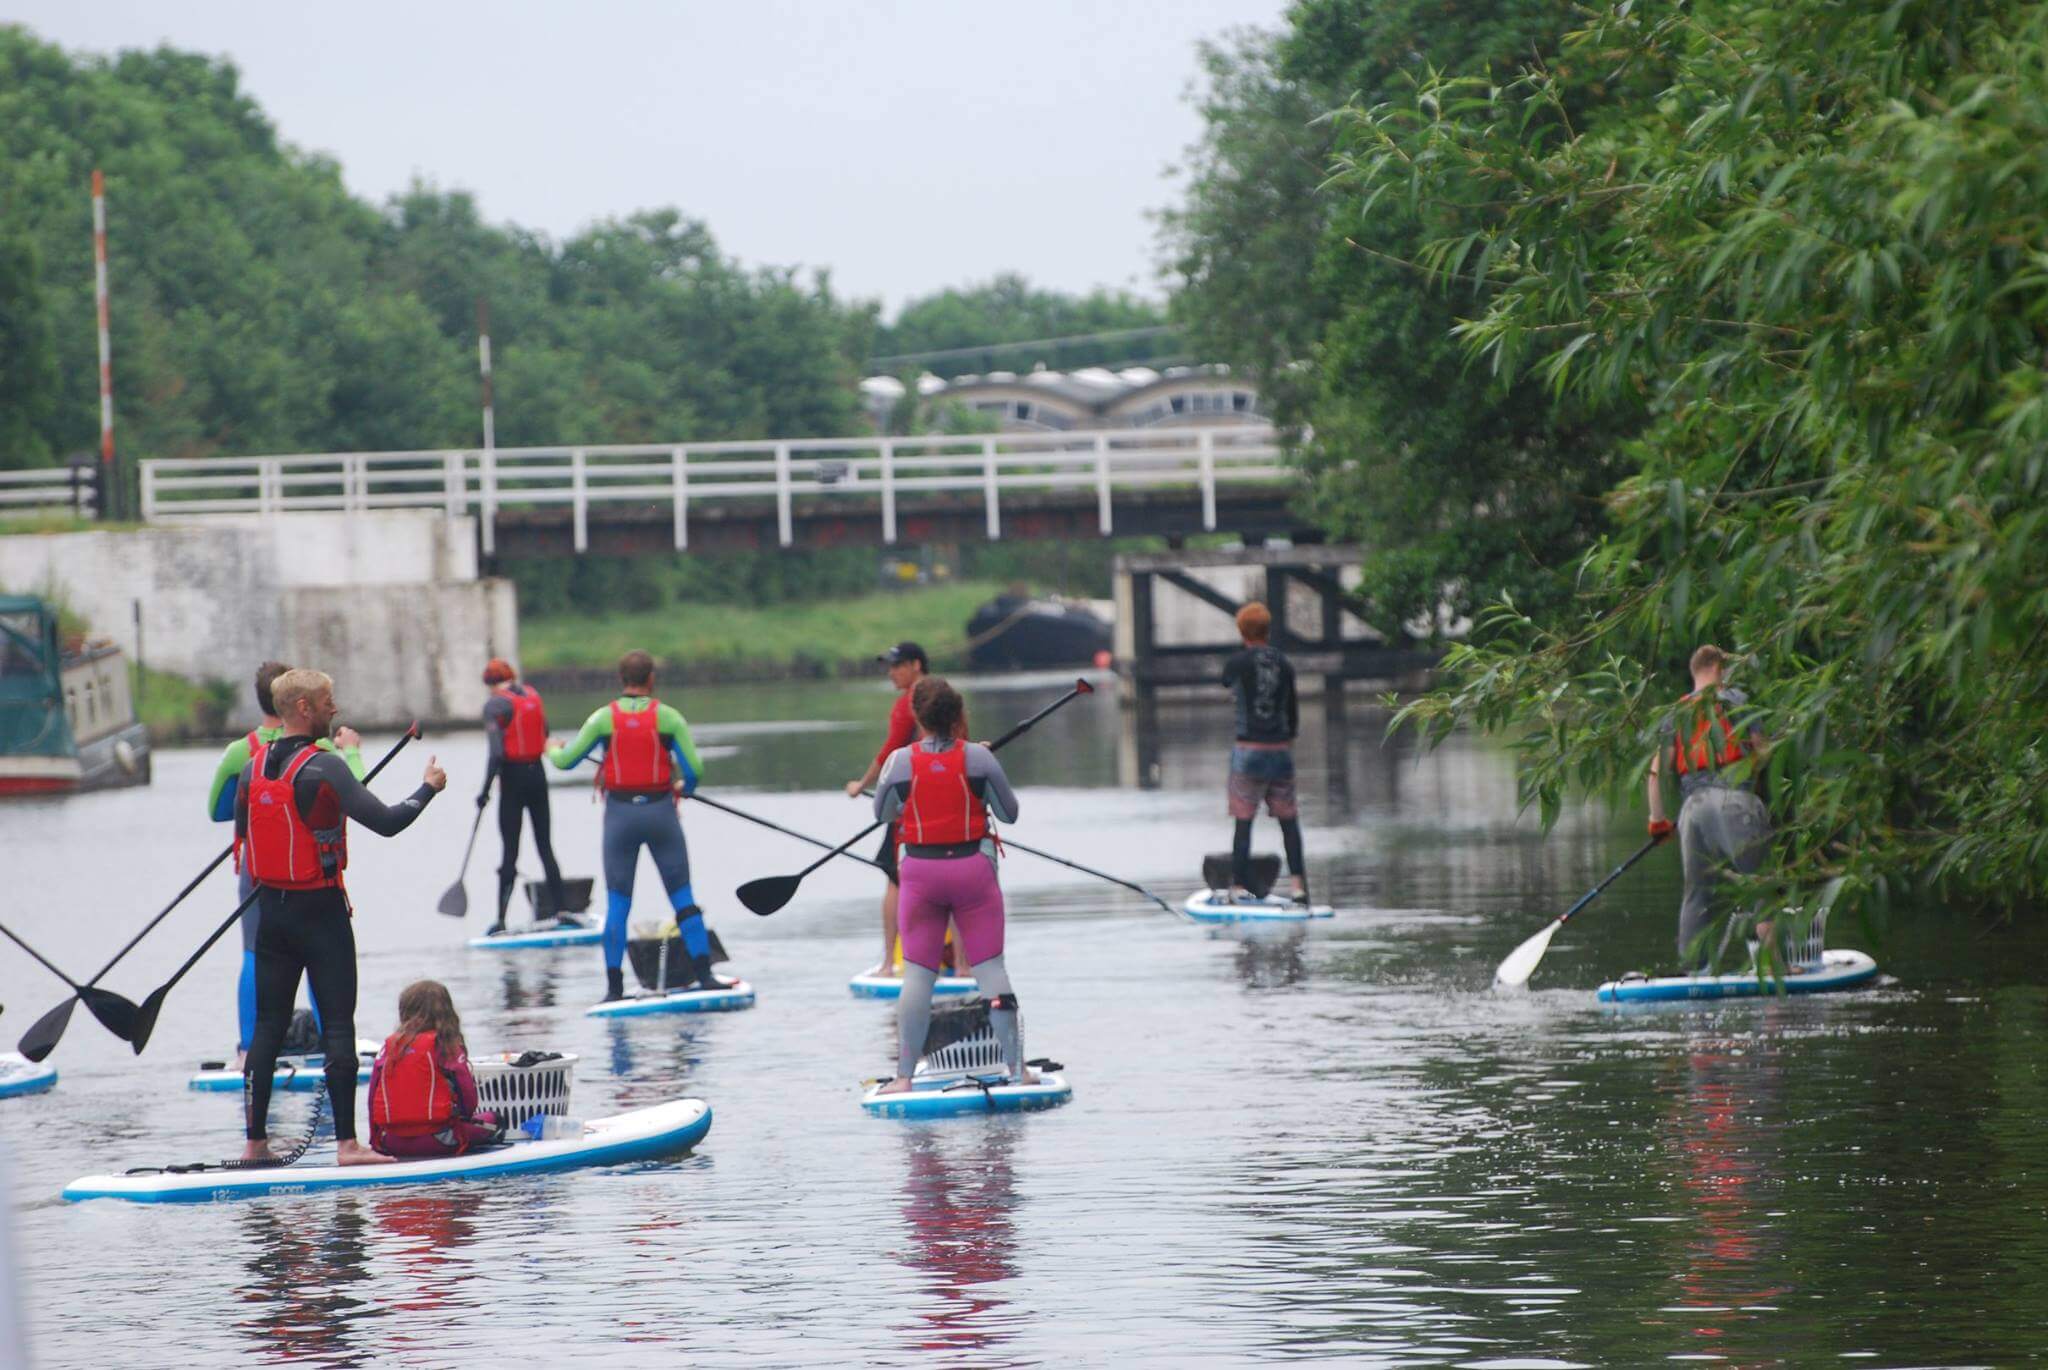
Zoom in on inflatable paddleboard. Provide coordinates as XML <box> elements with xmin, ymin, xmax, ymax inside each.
<box><xmin>188</xmin><ymin>1039</ymin><xmax>379</xmax><ymax>1093</ymax></box>
<box><xmin>862</xmin><ymin>1071</ymin><xmax>1072</xmax><ymax>1119</ymax></box>
<box><xmin>847</xmin><ymin>971</ymin><xmax>978</xmax><ymax>1000</ymax></box>
<box><xmin>468</xmin><ymin>923</ymin><xmax>602</xmax><ymax>950</ymax></box>
<box><xmin>1597</xmin><ymin>949</ymin><xmax>1880</xmax><ymax>1003</ymax></box>
<box><xmin>63</xmin><ymin>1099</ymin><xmax>711</xmax><ymax>1204</ymax></box>
<box><xmin>1182</xmin><ymin>890</ymin><xmax>1335</xmax><ymax>923</ymax></box>
<box><xmin>0</xmin><ymin>1052</ymin><xmax>57</xmax><ymax>1100</ymax></box>
<box><xmin>585</xmin><ymin>979</ymin><xmax>755</xmax><ymax>1018</ymax></box>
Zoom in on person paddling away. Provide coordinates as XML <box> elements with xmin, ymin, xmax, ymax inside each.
<box><xmin>207</xmin><ymin>660</ymin><xmax>365</xmax><ymax>1067</ymax></box>
<box><xmin>237</xmin><ymin>668</ymin><xmax>446</xmax><ymax>1165</ymax></box>
<box><xmin>1647</xmin><ymin>644</ymin><xmax>1773</xmax><ymax>969</ymax></box>
<box><xmin>369</xmin><ymin>980</ymin><xmax>503</xmax><ymax>1158</ymax></box>
<box><xmin>547</xmin><ymin>650</ymin><xmax>729</xmax><ymax>1003</ymax></box>
<box><xmin>1221</xmin><ymin>603</ymin><xmax>1310</xmax><ymax>905</ymax></box>
<box><xmin>845</xmin><ymin>642</ymin><xmax>925</xmax><ymax>977</ymax></box>
<box><xmin>479</xmin><ymin>658</ymin><xmax>573</xmax><ymax>935</ymax></box>
<box><xmin>872</xmin><ymin>678</ymin><xmax>1031</xmax><ymax>1095</ymax></box>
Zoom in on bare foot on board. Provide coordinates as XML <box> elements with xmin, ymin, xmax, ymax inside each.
<box><xmin>335</xmin><ymin>1139</ymin><xmax>399</xmax><ymax>1166</ymax></box>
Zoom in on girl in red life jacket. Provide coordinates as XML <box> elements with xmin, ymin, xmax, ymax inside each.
<box><xmin>368</xmin><ymin>980</ymin><xmax>503</xmax><ymax>1158</ymax></box>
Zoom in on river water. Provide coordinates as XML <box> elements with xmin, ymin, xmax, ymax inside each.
<box><xmin>3</xmin><ymin>674</ymin><xmax>2045</xmax><ymax>1367</ymax></box>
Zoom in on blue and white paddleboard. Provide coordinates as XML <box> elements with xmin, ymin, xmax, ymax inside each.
<box><xmin>1597</xmin><ymin>949</ymin><xmax>1881</xmax><ymax>1003</ymax></box>
<box><xmin>585</xmin><ymin>979</ymin><xmax>755</xmax><ymax>1018</ymax></box>
<box><xmin>1182</xmin><ymin>890</ymin><xmax>1335</xmax><ymax>923</ymax></box>
<box><xmin>63</xmin><ymin>1099</ymin><xmax>712</xmax><ymax>1204</ymax></box>
<box><xmin>467</xmin><ymin>924</ymin><xmax>603</xmax><ymax>950</ymax></box>
<box><xmin>862</xmin><ymin>1072</ymin><xmax>1072</xmax><ymax>1119</ymax></box>
<box><xmin>188</xmin><ymin>1039</ymin><xmax>379</xmax><ymax>1093</ymax></box>
<box><xmin>847</xmin><ymin>971</ymin><xmax>979</xmax><ymax>1001</ymax></box>
<box><xmin>0</xmin><ymin>1052</ymin><xmax>57</xmax><ymax>1100</ymax></box>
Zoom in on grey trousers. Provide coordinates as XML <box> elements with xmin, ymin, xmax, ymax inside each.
<box><xmin>1677</xmin><ymin>785</ymin><xmax>1771</xmax><ymax>966</ymax></box>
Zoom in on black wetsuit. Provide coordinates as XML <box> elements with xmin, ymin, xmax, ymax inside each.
<box><xmin>235</xmin><ymin>734</ymin><xmax>436</xmax><ymax>1142</ymax></box>
<box><xmin>482</xmin><ymin>686</ymin><xmax>566</xmax><ymax>923</ymax></box>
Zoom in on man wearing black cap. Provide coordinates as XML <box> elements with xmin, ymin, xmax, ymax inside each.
<box><xmin>845</xmin><ymin>642</ymin><xmax>927</xmax><ymax>976</ymax></box>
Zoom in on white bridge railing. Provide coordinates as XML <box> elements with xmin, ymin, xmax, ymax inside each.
<box><xmin>138</xmin><ymin>426</ymin><xmax>1288</xmax><ymax>553</ymax></box>
<box><xmin>0</xmin><ymin>466</ymin><xmax>99</xmax><ymax>519</ymax></box>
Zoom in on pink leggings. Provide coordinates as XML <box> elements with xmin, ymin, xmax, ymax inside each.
<box><xmin>372</xmin><ymin>1112</ymin><xmax>501</xmax><ymax>1158</ymax></box>
<box><xmin>897</xmin><ymin>853</ymin><xmax>1005</xmax><ymax>970</ymax></box>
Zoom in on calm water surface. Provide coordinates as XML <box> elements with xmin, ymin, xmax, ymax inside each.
<box><xmin>3</xmin><ymin>675</ymin><xmax>2044</xmax><ymax>1367</ymax></box>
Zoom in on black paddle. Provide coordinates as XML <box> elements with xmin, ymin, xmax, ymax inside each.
<box><xmin>438</xmin><ymin>781</ymin><xmax>493</xmax><ymax>918</ymax></box>
<box><xmin>691</xmin><ymin>792</ymin><xmax>886</xmax><ymax>871</ymax></box>
<box><xmin>993</xmin><ymin>834</ymin><xmax>1183</xmax><ymax>919</ymax></box>
<box><xmin>17</xmin><ymin>843</ymin><xmax>235</xmax><ymax>1061</ymax></box>
<box><xmin>0</xmin><ymin>923</ymin><xmax>141</xmax><ymax>1044</ymax></box>
<box><xmin>737</xmin><ymin>679</ymin><xmax>1095</xmax><ymax>916</ymax></box>
<box><xmin>128</xmin><ymin>724</ymin><xmax>422</xmax><ymax>1054</ymax></box>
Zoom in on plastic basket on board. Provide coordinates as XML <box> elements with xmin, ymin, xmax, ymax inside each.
<box><xmin>472</xmin><ymin>1051</ymin><xmax>578</xmax><ymax>1131</ymax></box>
<box><xmin>915</xmin><ymin>999</ymin><xmax>1018</xmax><ymax>1079</ymax></box>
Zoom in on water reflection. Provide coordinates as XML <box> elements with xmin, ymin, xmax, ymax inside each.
<box><xmin>236</xmin><ymin>1199</ymin><xmax>378</xmax><ymax>1365</ymax></box>
<box><xmin>604</xmin><ymin>1019</ymin><xmax>704</xmax><ymax>1103</ymax></box>
<box><xmin>894</xmin><ymin>1124</ymin><xmax>1022</xmax><ymax>1358</ymax></box>
<box><xmin>1231</xmin><ymin>929</ymin><xmax>1309</xmax><ymax>990</ymax></box>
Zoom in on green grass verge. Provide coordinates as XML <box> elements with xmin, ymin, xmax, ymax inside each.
<box><xmin>132</xmin><ymin>663</ymin><xmax>236</xmax><ymax>742</ymax></box>
<box><xmin>520</xmin><ymin>581</ymin><xmax>1007</xmax><ymax>674</ymax></box>
<box><xmin>0</xmin><ymin>514</ymin><xmax>146</xmax><ymax>535</ymax></box>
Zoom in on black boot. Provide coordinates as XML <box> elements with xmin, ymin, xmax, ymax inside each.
<box><xmin>603</xmin><ymin>966</ymin><xmax>625</xmax><ymax>1002</ymax></box>
<box><xmin>686</xmin><ymin>951</ymin><xmax>729</xmax><ymax>993</ymax></box>
<box><xmin>494</xmin><ymin>876</ymin><xmax>516</xmax><ymax>933</ymax></box>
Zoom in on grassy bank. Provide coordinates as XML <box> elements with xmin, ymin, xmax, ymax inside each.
<box><xmin>520</xmin><ymin>581</ymin><xmax>1006</xmax><ymax>677</ymax></box>
<box><xmin>132</xmin><ymin>664</ymin><xmax>236</xmax><ymax>743</ymax></box>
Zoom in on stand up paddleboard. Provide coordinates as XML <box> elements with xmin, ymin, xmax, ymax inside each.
<box><xmin>847</xmin><ymin>971</ymin><xmax>978</xmax><ymax>1000</ymax></box>
<box><xmin>862</xmin><ymin>1071</ymin><xmax>1072</xmax><ymax>1118</ymax></box>
<box><xmin>1182</xmin><ymin>890</ymin><xmax>1335</xmax><ymax>923</ymax></box>
<box><xmin>188</xmin><ymin>1039</ymin><xmax>379</xmax><ymax>1093</ymax></box>
<box><xmin>63</xmin><ymin>1099</ymin><xmax>712</xmax><ymax>1204</ymax></box>
<box><xmin>585</xmin><ymin>979</ymin><xmax>755</xmax><ymax>1018</ymax></box>
<box><xmin>0</xmin><ymin>1053</ymin><xmax>57</xmax><ymax>1100</ymax></box>
<box><xmin>467</xmin><ymin>923</ymin><xmax>603</xmax><ymax>951</ymax></box>
<box><xmin>1597</xmin><ymin>949</ymin><xmax>1880</xmax><ymax>1003</ymax></box>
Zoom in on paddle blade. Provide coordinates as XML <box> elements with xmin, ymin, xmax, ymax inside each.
<box><xmin>737</xmin><ymin>875</ymin><xmax>798</xmax><ymax>917</ymax></box>
<box><xmin>437</xmin><ymin>880</ymin><xmax>468</xmax><ymax>918</ymax></box>
<box><xmin>129</xmin><ymin>986</ymin><xmax>169</xmax><ymax>1055</ymax></box>
<box><xmin>1494</xmin><ymin>919</ymin><xmax>1562</xmax><ymax>990</ymax></box>
<box><xmin>16</xmin><ymin>997</ymin><xmax>77</xmax><ymax>1062</ymax></box>
<box><xmin>708</xmin><ymin>928</ymin><xmax>730</xmax><ymax>964</ymax></box>
<box><xmin>80</xmin><ymin>987</ymin><xmax>140</xmax><ymax>1042</ymax></box>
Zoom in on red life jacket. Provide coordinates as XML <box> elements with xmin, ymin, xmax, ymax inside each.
<box><xmin>494</xmin><ymin>684</ymin><xmax>548</xmax><ymax>763</ymax></box>
<box><xmin>232</xmin><ymin>731</ymin><xmax>266</xmax><ymax>874</ymax></box>
<box><xmin>1672</xmin><ymin>691</ymin><xmax>1747</xmax><ymax>776</ymax></box>
<box><xmin>899</xmin><ymin>742</ymin><xmax>989</xmax><ymax>845</ymax></box>
<box><xmin>371</xmin><ymin>1030</ymin><xmax>458</xmax><ymax>1136</ymax></box>
<box><xmin>245</xmin><ymin>745</ymin><xmax>347</xmax><ymax>890</ymax></box>
<box><xmin>602</xmin><ymin>698</ymin><xmax>672</xmax><ymax>792</ymax></box>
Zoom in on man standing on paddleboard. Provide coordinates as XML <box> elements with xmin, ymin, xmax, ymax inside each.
<box><xmin>1221</xmin><ymin>603</ymin><xmax>1310</xmax><ymax>905</ymax></box>
<box><xmin>237</xmin><ymin>668</ymin><xmax>446</xmax><ymax>1165</ymax></box>
<box><xmin>478</xmin><ymin>657</ymin><xmax>573</xmax><ymax>935</ymax></box>
<box><xmin>547</xmin><ymin>650</ymin><xmax>729</xmax><ymax>1003</ymax></box>
<box><xmin>207</xmin><ymin>660</ymin><xmax>364</xmax><ymax>1067</ymax></box>
<box><xmin>844</xmin><ymin>641</ymin><xmax>926</xmax><ymax>976</ymax></box>
<box><xmin>1648</xmin><ymin>644</ymin><xmax>1772</xmax><ymax>968</ymax></box>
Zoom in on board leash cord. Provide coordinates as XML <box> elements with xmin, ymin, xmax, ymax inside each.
<box><xmin>142</xmin><ymin>1091</ymin><xmax>328</xmax><ymax>1176</ymax></box>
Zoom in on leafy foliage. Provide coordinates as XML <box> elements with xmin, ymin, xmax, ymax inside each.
<box><xmin>873</xmin><ymin>273</ymin><xmax>1167</xmax><ymax>378</ymax></box>
<box><xmin>1344</xmin><ymin>1</ymin><xmax>2048</xmax><ymax>914</ymax></box>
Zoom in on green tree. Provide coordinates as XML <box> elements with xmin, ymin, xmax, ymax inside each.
<box><xmin>0</xmin><ymin>231</ymin><xmax>59</xmax><ymax>467</ymax></box>
<box><xmin>874</xmin><ymin>273</ymin><xmax>1168</xmax><ymax>377</ymax></box>
<box><xmin>1347</xmin><ymin>0</ymin><xmax>2048</xmax><ymax>916</ymax></box>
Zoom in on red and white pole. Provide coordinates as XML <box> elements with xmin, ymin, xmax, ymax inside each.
<box><xmin>92</xmin><ymin>169</ymin><xmax>115</xmax><ymax>517</ymax></box>
<box><xmin>477</xmin><ymin>295</ymin><xmax>495</xmax><ymax>453</ymax></box>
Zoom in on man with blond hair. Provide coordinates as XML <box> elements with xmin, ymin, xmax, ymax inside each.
<box><xmin>1648</xmin><ymin>645</ymin><xmax>1772</xmax><ymax>968</ymax></box>
<box><xmin>236</xmin><ymin>667</ymin><xmax>446</xmax><ymax>1165</ymax></box>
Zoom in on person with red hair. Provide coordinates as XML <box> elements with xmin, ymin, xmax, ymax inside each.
<box><xmin>480</xmin><ymin>658</ymin><xmax>572</xmax><ymax>934</ymax></box>
<box><xmin>1221</xmin><ymin>602</ymin><xmax>1309</xmax><ymax>905</ymax></box>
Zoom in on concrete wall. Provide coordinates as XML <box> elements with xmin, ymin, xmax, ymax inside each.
<box><xmin>0</xmin><ymin>512</ymin><xmax>514</xmax><ymax>728</ymax></box>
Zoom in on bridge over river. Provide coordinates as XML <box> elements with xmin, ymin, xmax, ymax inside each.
<box><xmin>135</xmin><ymin>425</ymin><xmax>1309</xmax><ymax>558</ymax></box>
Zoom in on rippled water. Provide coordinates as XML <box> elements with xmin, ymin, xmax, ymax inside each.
<box><xmin>4</xmin><ymin>676</ymin><xmax>2045</xmax><ymax>1366</ymax></box>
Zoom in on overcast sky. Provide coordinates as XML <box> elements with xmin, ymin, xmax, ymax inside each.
<box><xmin>6</xmin><ymin>1</ymin><xmax>1289</xmax><ymax>312</ymax></box>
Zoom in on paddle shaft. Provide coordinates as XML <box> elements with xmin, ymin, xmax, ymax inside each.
<box><xmin>0</xmin><ymin>922</ymin><xmax>101</xmax><ymax>994</ymax></box>
<box><xmin>144</xmin><ymin>727</ymin><xmax>422</xmax><ymax>1006</ymax></box>
<box><xmin>1554</xmin><ymin>837</ymin><xmax>1661</xmax><ymax>929</ymax></box>
<box><xmin>691</xmin><ymin>792</ymin><xmax>886</xmax><ymax>871</ymax></box>
<box><xmin>70</xmin><ymin>844</ymin><xmax>233</xmax><ymax>991</ymax></box>
<box><xmin>454</xmin><ymin>802</ymin><xmax>488</xmax><ymax>878</ymax></box>
<box><xmin>788</xmin><ymin>679</ymin><xmax>1093</xmax><ymax>883</ymax></box>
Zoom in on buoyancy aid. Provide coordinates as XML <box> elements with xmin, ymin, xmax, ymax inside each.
<box><xmin>899</xmin><ymin>742</ymin><xmax>990</xmax><ymax>846</ymax></box>
<box><xmin>371</xmin><ymin>1030</ymin><xmax>459</xmax><ymax>1136</ymax></box>
<box><xmin>1672</xmin><ymin>691</ymin><xmax>1747</xmax><ymax>776</ymax></box>
<box><xmin>232</xmin><ymin>731</ymin><xmax>266</xmax><ymax>874</ymax></box>
<box><xmin>601</xmin><ymin>698</ymin><xmax>672</xmax><ymax>793</ymax></box>
<box><xmin>494</xmin><ymin>684</ymin><xmax>548</xmax><ymax>763</ymax></box>
<box><xmin>245</xmin><ymin>745</ymin><xmax>347</xmax><ymax>890</ymax></box>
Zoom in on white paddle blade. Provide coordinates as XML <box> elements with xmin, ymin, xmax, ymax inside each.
<box><xmin>1494</xmin><ymin>919</ymin><xmax>1562</xmax><ymax>990</ymax></box>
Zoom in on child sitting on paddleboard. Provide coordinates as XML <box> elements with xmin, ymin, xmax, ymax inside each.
<box><xmin>368</xmin><ymin>980</ymin><xmax>504</xmax><ymax>1158</ymax></box>
<box><xmin>872</xmin><ymin>677</ymin><xmax>1031</xmax><ymax>1094</ymax></box>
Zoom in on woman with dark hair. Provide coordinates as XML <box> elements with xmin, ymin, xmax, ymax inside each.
<box><xmin>872</xmin><ymin>677</ymin><xmax>1030</xmax><ymax>1095</ymax></box>
<box><xmin>479</xmin><ymin>657</ymin><xmax>571</xmax><ymax>934</ymax></box>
